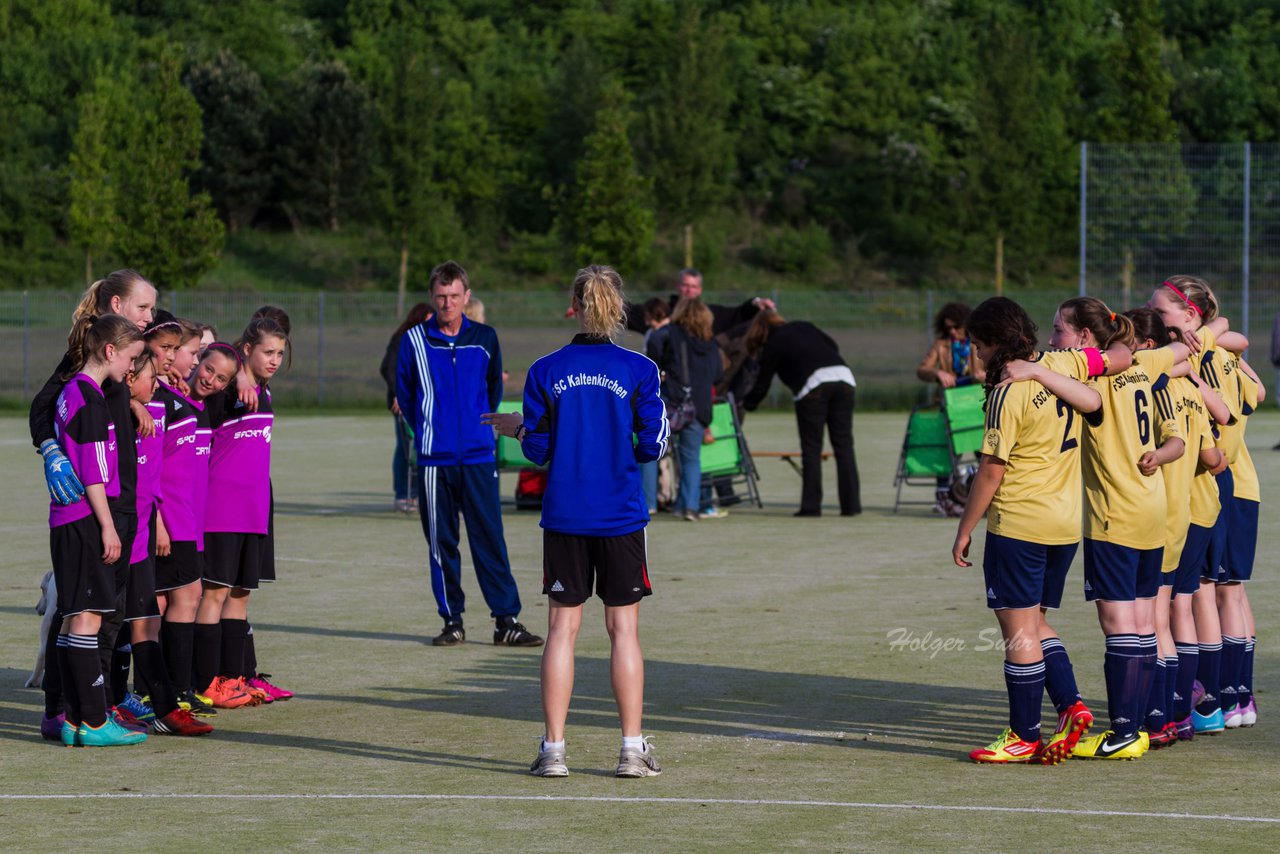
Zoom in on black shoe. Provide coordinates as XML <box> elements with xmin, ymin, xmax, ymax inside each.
<box><xmin>177</xmin><ymin>688</ymin><xmax>217</xmax><ymax>718</ymax></box>
<box><xmin>494</xmin><ymin>621</ymin><xmax>544</xmax><ymax>647</ymax></box>
<box><xmin>432</xmin><ymin>624</ymin><xmax>466</xmax><ymax>646</ymax></box>
<box><xmin>793</xmin><ymin>509</ymin><xmax>821</xmax><ymax>517</ymax></box>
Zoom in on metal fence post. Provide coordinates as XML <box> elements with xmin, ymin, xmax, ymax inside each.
<box><xmin>1243</xmin><ymin>141</ymin><xmax>1251</xmax><ymax>355</ymax></box>
<box><xmin>22</xmin><ymin>290</ymin><xmax>30</xmax><ymax>401</ymax></box>
<box><xmin>1078</xmin><ymin>141</ymin><xmax>1088</xmax><ymax>297</ymax></box>
<box><xmin>317</xmin><ymin>291</ymin><xmax>326</xmax><ymax>406</ymax></box>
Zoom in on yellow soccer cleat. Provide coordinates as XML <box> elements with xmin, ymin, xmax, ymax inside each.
<box><xmin>1071</xmin><ymin>729</ymin><xmax>1149</xmax><ymax>760</ymax></box>
<box><xmin>969</xmin><ymin>728</ymin><xmax>1044</xmax><ymax>764</ymax></box>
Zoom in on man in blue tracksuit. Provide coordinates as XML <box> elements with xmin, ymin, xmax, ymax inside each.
<box><xmin>396</xmin><ymin>260</ymin><xmax>542</xmax><ymax>648</ymax></box>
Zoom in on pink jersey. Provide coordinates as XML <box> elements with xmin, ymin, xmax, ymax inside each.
<box><xmin>205</xmin><ymin>387</ymin><xmax>274</xmax><ymax>535</ymax></box>
<box><xmin>51</xmin><ymin>374</ymin><xmax>118</xmax><ymax>528</ymax></box>
<box><xmin>130</xmin><ymin>398</ymin><xmax>167</xmax><ymax>564</ymax></box>
<box><xmin>155</xmin><ymin>384</ymin><xmax>212</xmax><ymax>549</ymax></box>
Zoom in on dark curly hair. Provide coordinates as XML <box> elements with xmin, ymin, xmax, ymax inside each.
<box><xmin>933</xmin><ymin>302</ymin><xmax>972</xmax><ymax>340</ymax></box>
<box><xmin>966</xmin><ymin>297</ymin><xmax>1037</xmax><ymax>410</ymax></box>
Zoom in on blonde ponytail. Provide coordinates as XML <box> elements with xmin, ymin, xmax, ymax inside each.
<box><xmin>67</xmin><ymin>268</ymin><xmax>155</xmax><ymax>356</ymax></box>
<box><xmin>572</xmin><ymin>265</ymin><xmax>626</xmax><ymax>339</ymax></box>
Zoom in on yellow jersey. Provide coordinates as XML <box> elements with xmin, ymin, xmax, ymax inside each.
<box><xmin>1160</xmin><ymin>374</ymin><xmax>1207</xmax><ymax>571</ymax></box>
<box><xmin>1081</xmin><ymin>360</ymin><xmax>1170</xmax><ymax>549</ymax></box>
<box><xmin>1195</xmin><ymin>327</ymin><xmax>1243</xmax><ymax>463</ymax></box>
<box><xmin>981</xmin><ymin>376</ymin><xmax>1084</xmax><ymax>546</ymax></box>
<box><xmin>1184</xmin><ymin>379</ymin><xmax>1222</xmax><ymax>528</ymax></box>
<box><xmin>1231</xmin><ymin>365</ymin><xmax>1260</xmax><ymax>503</ymax></box>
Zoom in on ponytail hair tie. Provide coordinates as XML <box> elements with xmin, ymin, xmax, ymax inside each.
<box><xmin>1110</xmin><ymin>312</ymin><xmax>1115</xmax><ymax>322</ymax></box>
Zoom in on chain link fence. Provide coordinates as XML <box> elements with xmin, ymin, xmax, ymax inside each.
<box><xmin>1</xmin><ymin>288</ymin><xmax>1070</xmax><ymax>411</ymax></box>
<box><xmin>1081</xmin><ymin>142</ymin><xmax>1280</xmax><ymax>355</ymax></box>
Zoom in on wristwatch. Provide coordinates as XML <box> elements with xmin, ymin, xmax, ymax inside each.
<box><xmin>514</xmin><ymin>424</ymin><xmax>527</xmax><ymax>442</ymax></box>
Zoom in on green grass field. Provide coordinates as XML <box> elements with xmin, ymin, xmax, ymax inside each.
<box><xmin>2</xmin><ymin>411</ymin><xmax>1279</xmax><ymax>850</ymax></box>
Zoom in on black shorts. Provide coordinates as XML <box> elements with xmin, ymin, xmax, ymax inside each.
<box><xmin>124</xmin><ymin>557</ymin><xmax>160</xmax><ymax>621</ymax></box>
<box><xmin>50</xmin><ymin>515</ymin><xmax>116</xmax><ymax>617</ymax></box>
<box><xmin>260</xmin><ymin>485</ymin><xmax>276</xmax><ymax>583</ymax></box>
<box><xmin>542</xmin><ymin>529</ymin><xmax>652</xmax><ymax>606</ymax></box>
<box><xmin>155</xmin><ymin>541</ymin><xmax>203</xmax><ymax>592</ymax></box>
<box><xmin>203</xmin><ymin>531</ymin><xmax>264</xmax><ymax>591</ymax></box>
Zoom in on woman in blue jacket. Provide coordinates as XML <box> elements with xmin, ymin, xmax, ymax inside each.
<box><xmin>484</xmin><ymin>264</ymin><xmax>668</xmax><ymax>779</ymax></box>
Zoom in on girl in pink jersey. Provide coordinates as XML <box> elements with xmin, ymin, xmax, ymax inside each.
<box><xmin>197</xmin><ymin>320</ymin><xmax>288</xmax><ymax>705</ymax></box>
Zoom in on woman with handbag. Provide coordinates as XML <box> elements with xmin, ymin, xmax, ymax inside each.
<box><xmin>657</xmin><ymin>297</ymin><xmax>724</xmax><ymax>521</ymax></box>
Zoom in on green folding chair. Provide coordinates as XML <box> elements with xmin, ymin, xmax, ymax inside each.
<box><xmin>943</xmin><ymin>384</ymin><xmax>986</xmax><ymax>457</ymax></box>
<box><xmin>495</xmin><ymin>400</ymin><xmax>540</xmax><ymax>470</ymax></box>
<box><xmin>698</xmin><ymin>395</ymin><xmax>763</xmax><ymax>508</ymax></box>
<box><xmin>893</xmin><ymin>407</ymin><xmax>954</xmax><ymax>512</ymax></box>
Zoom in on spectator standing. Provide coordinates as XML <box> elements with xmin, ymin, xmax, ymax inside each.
<box><xmin>381</xmin><ymin>302</ymin><xmax>432</xmax><ymax>512</ymax></box>
<box><xmin>624</xmin><ymin>268</ymin><xmax>775</xmax><ymax>338</ymax></box>
<box><xmin>641</xmin><ymin>298</ymin><xmax>672</xmax><ymax>512</ymax></box>
<box><xmin>743</xmin><ymin>310</ymin><xmax>861</xmax><ymax>517</ymax></box>
<box><xmin>395</xmin><ymin>261</ymin><xmax>542</xmax><ymax>648</ymax></box>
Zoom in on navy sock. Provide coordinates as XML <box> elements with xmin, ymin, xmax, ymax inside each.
<box><xmin>1004</xmin><ymin>659</ymin><xmax>1046</xmax><ymax>742</ymax></box>
<box><xmin>67</xmin><ymin>633</ymin><xmax>106</xmax><ymax>728</ymax></box>
<box><xmin>1144</xmin><ymin>658</ymin><xmax>1167</xmax><ymax>732</ymax></box>
<box><xmin>1243</xmin><ymin>636</ymin><xmax>1256</xmax><ymax>700</ymax></box>
<box><xmin>1040</xmin><ymin>637</ymin><xmax>1081</xmax><ymax>714</ymax></box>
<box><xmin>1164</xmin><ymin>656</ymin><xmax>1178</xmax><ymax>729</ymax></box>
<box><xmin>1221</xmin><ymin>635</ymin><xmax>1245</xmax><ymax>711</ymax></box>
<box><xmin>162</xmin><ymin>620</ymin><xmax>195</xmax><ymax>692</ymax></box>
<box><xmin>1174</xmin><ymin>642</ymin><xmax>1198</xmax><ymax>719</ymax></box>
<box><xmin>1104</xmin><ymin>634</ymin><xmax>1143</xmax><ymax>738</ymax></box>
<box><xmin>1195</xmin><ymin>641</ymin><xmax>1222</xmax><ymax>716</ymax></box>
<box><xmin>1135</xmin><ymin>634</ymin><xmax>1157</xmax><ymax>731</ymax></box>
<box><xmin>219</xmin><ymin>618</ymin><xmax>249</xmax><ymax>679</ymax></box>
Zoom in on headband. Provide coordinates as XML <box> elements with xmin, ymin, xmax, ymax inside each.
<box><xmin>204</xmin><ymin>342</ymin><xmax>243</xmax><ymax>367</ymax></box>
<box><xmin>145</xmin><ymin>319</ymin><xmax>181</xmax><ymax>336</ymax></box>
<box><xmin>1163</xmin><ymin>281</ymin><xmax>1203</xmax><ymax>316</ymax></box>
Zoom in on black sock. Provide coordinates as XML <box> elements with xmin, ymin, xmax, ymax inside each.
<box><xmin>67</xmin><ymin>633</ymin><xmax>106</xmax><ymax>728</ymax></box>
<box><xmin>132</xmin><ymin>640</ymin><xmax>178</xmax><ymax>717</ymax></box>
<box><xmin>55</xmin><ymin>636</ymin><xmax>75</xmax><ymax>722</ymax></box>
<box><xmin>111</xmin><ymin>637</ymin><xmax>132</xmax><ymax>706</ymax></box>
<box><xmin>96</xmin><ymin>607</ymin><xmax>124</xmax><ymax>694</ymax></box>
<box><xmin>219</xmin><ymin>618</ymin><xmax>249</xmax><ymax>678</ymax></box>
<box><xmin>244</xmin><ymin>624</ymin><xmax>258</xmax><ymax>676</ymax></box>
<box><xmin>162</xmin><ymin>620</ymin><xmax>195</xmax><ymax>692</ymax></box>
<box><xmin>42</xmin><ymin>613</ymin><xmax>65</xmax><ymax>718</ymax></box>
<box><xmin>192</xmin><ymin>622</ymin><xmax>222</xmax><ymax>693</ymax></box>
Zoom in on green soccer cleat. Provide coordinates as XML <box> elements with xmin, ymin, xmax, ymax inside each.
<box><xmin>77</xmin><ymin>717</ymin><xmax>148</xmax><ymax>747</ymax></box>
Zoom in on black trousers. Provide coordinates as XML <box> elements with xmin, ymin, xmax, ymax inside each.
<box><xmin>794</xmin><ymin>382</ymin><xmax>861</xmax><ymax>515</ymax></box>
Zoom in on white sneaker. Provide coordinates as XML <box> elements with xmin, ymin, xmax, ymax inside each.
<box><xmin>615</xmin><ymin>739</ymin><xmax>662</xmax><ymax>778</ymax></box>
<box><xmin>530</xmin><ymin>745</ymin><xmax>568</xmax><ymax>777</ymax></box>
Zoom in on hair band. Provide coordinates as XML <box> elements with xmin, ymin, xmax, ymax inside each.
<box><xmin>1163</xmin><ymin>281</ymin><xmax>1203</xmax><ymax>316</ymax></box>
<box><xmin>1109</xmin><ymin>312</ymin><xmax>1115</xmax><ymax>322</ymax></box>
<box><xmin>205</xmin><ymin>342</ymin><xmax>243</xmax><ymax>367</ymax></box>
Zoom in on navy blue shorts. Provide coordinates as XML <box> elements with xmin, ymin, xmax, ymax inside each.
<box><xmin>1223</xmin><ymin>497</ymin><xmax>1259</xmax><ymax>583</ymax></box>
<box><xmin>1174</xmin><ymin>524</ymin><xmax>1213</xmax><ymax>595</ymax></box>
<box><xmin>1083</xmin><ymin>539</ymin><xmax>1163</xmax><ymax>602</ymax></box>
<box><xmin>1206</xmin><ymin>468</ymin><xmax>1234</xmax><ymax>584</ymax></box>
<box><xmin>982</xmin><ymin>532</ymin><xmax>1077</xmax><ymax>610</ymax></box>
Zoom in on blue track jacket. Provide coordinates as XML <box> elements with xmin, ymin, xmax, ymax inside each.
<box><xmin>521</xmin><ymin>335</ymin><xmax>669</xmax><ymax>537</ymax></box>
<box><xmin>396</xmin><ymin>316</ymin><xmax>504</xmax><ymax>466</ymax></box>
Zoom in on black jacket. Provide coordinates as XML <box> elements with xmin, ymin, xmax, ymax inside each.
<box><xmin>656</xmin><ymin>324</ymin><xmax>724</xmax><ymax>428</ymax></box>
<box><xmin>625</xmin><ymin>294</ymin><xmax>762</xmax><ymax>337</ymax></box>
<box><xmin>743</xmin><ymin>321</ymin><xmax>848</xmax><ymax>411</ymax></box>
<box><xmin>380</xmin><ymin>331</ymin><xmax>404</xmax><ymax>410</ymax></box>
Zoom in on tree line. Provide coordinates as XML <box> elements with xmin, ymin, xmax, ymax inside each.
<box><xmin>1</xmin><ymin>0</ymin><xmax>1276</xmax><ymax>296</ymax></box>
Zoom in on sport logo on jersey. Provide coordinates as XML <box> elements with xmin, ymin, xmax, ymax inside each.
<box><xmin>232</xmin><ymin>425</ymin><xmax>272</xmax><ymax>443</ymax></box>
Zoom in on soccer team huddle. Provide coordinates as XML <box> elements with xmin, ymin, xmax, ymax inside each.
<box><xmin>952</xmin><ymin>276</ymin><xmax>1262</xmax><ymax>763</ymax></box>
<box><xmin>35</xmin><ymin>268</ymin><xmax>293</xmax><ymax>747</ymax></box>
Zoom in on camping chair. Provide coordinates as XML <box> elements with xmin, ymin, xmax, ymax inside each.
<box><xmin>893</xmin><ymin>383</ymin><xmax>988</xmax><ymax>512</ymax></box>
<box><xmin>699</xmin><ymin>394</ymin><xmax>763</xmax><ymax>508</ymax></box>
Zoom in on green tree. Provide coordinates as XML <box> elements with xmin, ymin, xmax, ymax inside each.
<box><xmin>558</xmin><ymin>82</ymin><xmax>655</xmax><ymax>274</ymax></box>
<box><xmin>1094</xmin><ymin>0</ymin><xmax>1178</xmax><ymax>142</ymax></box>
<box><xmin>111</xmin><ymin>48</ymin><xmax>224</xmax><ymax>288</ymax></box>
<box><xmin>185</xmin><ymin>50</ymin><xmax>274</xmax><ymax>233</ymax></box>
<box><xmin>67</xmin><ymin>77</ymin><xmax>121</xmax><ymax>284</ymax></box>
<box><xmin>277</xmin><ymin>59</ymin><xmax>372</xmax><ymax>232</ymax></box>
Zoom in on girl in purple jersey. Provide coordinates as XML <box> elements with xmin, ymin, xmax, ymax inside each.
<box><xmin>124</xmin><ymin>349</ymin><xmax>213</xmax><ymax>736</ymax></box>
<box><xmin>51</xmin><ymin>314</ymin><xmax>147</xmax><ymax>747</ymax></box>
<box><xmin>162</xmin><ymin>342</ymin><xmax>246</xmax><ymax>710</ymax></box>
<box><xmin>197</xmin><ymin>320</ymin><xmax>288</xmax><ymax>706</ymax></box>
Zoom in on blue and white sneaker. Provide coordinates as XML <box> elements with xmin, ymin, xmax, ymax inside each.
<box><xmin>1192</xmin><ymin>707</ymin><xmax>1225</xmax><ymax>734</ymax></box>
<box><xmin>119</xmin><ymin>692</ymin><xmax>155</xmax><ymax>723</ymax></box>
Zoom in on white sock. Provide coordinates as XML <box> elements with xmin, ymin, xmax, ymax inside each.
<box><xmin>622</xmin><ymin>735</ymin><xmax>645</xmax><ymax>750</ymax></box>
<box><xmin>541</xmin><ymin>739</ymin><xmax>565</xmax><ymax>752</ymax></box>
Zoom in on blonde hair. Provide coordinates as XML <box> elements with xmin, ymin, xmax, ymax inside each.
<box><xmin>671</xmin><ymin>296</ymin><xmax>713</xmax><ymax>341</ymax></box>
<box><xmin>1058</xmin><ymin>297</ymin><xmax>1136</xmax><ymax>350</ymax></box>
<box><xmin>1162</xmin><ymin>274</ymin><xmax>1219</xmax><ymax>322</ymax></box>
<box><xmin>463</xmin><ymin>297</ymin><xmax>486</xmax><ymax>324</ymax></box>
<box><xmin>67</xmin><ymin>269</ymin><xmax>154</xmax><ymax>357</ymax></box>
<box><xmin>572</xmin><ymin>265</ymin><xmax>626</xmax><ymax>339</ymax></box>
<box><xmin>65</xmin><ymin>314</ymin><xmax>143</xmax><ymax>379</ymax></box>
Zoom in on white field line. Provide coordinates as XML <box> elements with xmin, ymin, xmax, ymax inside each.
<box><xmin>0</xmin><ymin>793</ymin><xmax>1275</xmax><ymax>823</ymax></box>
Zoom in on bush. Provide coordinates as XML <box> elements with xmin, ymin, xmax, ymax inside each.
<box><xmin>755</xmin><ymin>223</ymin><xmax>834</xmax><ymax>274</ymax></box>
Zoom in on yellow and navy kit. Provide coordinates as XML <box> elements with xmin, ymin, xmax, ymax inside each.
<box><xmin>1195</xmin><ymin>326</ymin><xmax>1244</xmax><ymax>463</ymax></box>
<box><xmin>1162</xmin><ymin>374</ymin><xmax>1212</xmax><ymax>570</ymax></box>
<box><xmin>1081</xmin><ymin>359</ymin><xmax>1173</xmax><ymax>550</ymax></box>
<box><xmin>981</xmin><ymin>376</ymin><xmax>1084</xmax><ymax>546</ymax></box>
<box><xmin>1231</xmin><ymin>365</ymin><xmax>1260</xmax><ymax>503</ymax></box>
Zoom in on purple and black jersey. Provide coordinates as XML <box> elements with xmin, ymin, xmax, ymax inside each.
<box><xmin>155</xmin><ymin>383</ymin><xmax>213</xmax><ymax>549</ymax></box>
<box><xmin>50</xmin><ymin>373</ymin><xmax>117</xmax><ymax>528</ymax></box>
<box><xmin>131</xmin><ymin>398</ymin><xmax>167</xmax><ymax>565</ymax></box>
<box><xmin>205</xmin><ymin>385</ymin><xmax>274</xmax><ymax>535</ymax></box>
